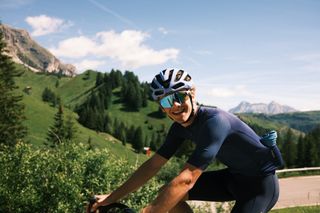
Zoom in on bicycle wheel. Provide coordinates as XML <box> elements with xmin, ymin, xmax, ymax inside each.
<box><xmin>97</xmin><ymin>203</ymin><xmax>135</xmax><ymax>213</ymax></box>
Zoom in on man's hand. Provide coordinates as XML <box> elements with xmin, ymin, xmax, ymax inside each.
<box><xmin>88</xmin><ymin>194</ymin><xmax>111</xmax><ymax>212</ymax></box>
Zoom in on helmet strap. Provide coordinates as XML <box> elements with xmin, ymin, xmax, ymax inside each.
<box><xmin>181</xmin><ymin>93</ymin><xmax>195</xmax><ymax>124</ymax></box>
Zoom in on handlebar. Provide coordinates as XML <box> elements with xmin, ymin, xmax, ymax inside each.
<box><xmin>86</xmin><ymin>196</ymin><xmax>136</xmax><ymax>213</ymax></box>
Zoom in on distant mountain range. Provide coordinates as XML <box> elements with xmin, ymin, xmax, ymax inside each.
<box><xmin>229</xmin><ymin>101</ymin><xmax>298</xmax><ymax>115</ymax></box>
<box><xmin>0</xmin><ymin>24</ymin><xmax>76</xmax><ymax>76</ymax></box>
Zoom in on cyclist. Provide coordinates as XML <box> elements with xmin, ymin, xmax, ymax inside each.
<box><xmin>91</xmin><ymin>69</ymin><xmax>283</xmax><ymax>213</ymax></box>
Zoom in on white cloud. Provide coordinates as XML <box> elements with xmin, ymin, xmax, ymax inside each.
<box><xmin>208</xmin><ymin>85</ymin><xmax>250</xmax><ymax>98</ymax></box>
<box><xmin>74</xmin><ymin>59</ymin><xmax>106</xmax><ymax>72</ymax></box>
<box><xmin>25</xmin><ymin>15</ymin><xmax>73</xmax><ymax>36</ymax></box>
<box><xmin>49</xmin><ymin>36</ymin><xmax>97</xmax><ymax>58</ymax></box>
<box><xmin>50</xmin><ymin>30</ymin><xmax>179</xmax><ymax>69</ymax></box>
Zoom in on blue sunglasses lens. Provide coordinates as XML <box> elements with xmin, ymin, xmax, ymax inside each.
<box><xmin>159</xmin><ymin>94</ymin><xmax>174</xmax><ymax>108</ymax></box>
<box><xmin>159</xmin><ymin>92</ymin><xmax>187</xmax><ymax>108</ymax></box>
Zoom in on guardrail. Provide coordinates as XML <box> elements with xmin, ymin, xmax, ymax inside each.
<box><xmin>276</xmin><ymin>167</ymin><xmax>320</xmax><ymax>173</ymax></box>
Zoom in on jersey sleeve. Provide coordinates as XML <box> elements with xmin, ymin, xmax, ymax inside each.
<box><xmin>187</xmin><ymin>114</ymin><xmax>231</xmax><ymax>170</ymax></box>
<box><xmin>156</xmin><ymin>123</ymin><xmax>185</xmax><ymax>160</ymax></box>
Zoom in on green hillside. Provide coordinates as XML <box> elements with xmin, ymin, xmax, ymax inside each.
<box><xmin>270</xmin><ymin>111</ymin><xmax>320</xmax><ymax>133</ymax></box>
<box><xmin>237</xmin><ymin>111</ymin><xmax>320</xmax><ymax>134</ymax></box>
<box><xmin>15</xmin><ymin>65</ymin><xmax>148</xmax><ymax>163</ymax></box>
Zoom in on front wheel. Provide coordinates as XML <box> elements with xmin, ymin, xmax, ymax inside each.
<box><xmin>96</xmin><ymin>203</ymin><xmax>135</xmax><ymax>213</ymax></box>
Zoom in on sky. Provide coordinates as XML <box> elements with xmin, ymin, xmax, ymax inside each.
<box><xmin>1</xmin><ymin>0</ymin><xmax>319</xmax><ymax>111</ymax></box>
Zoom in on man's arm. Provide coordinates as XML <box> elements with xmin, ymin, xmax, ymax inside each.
<box><xmin>142</xmin><ymin>163</ymin><xmax>203</xmax><ymax>213</ymax></box>
<box><xmin>96</xmin><ymin>153</ymin><xmax>168</xmax><ymax>208</ymax></box>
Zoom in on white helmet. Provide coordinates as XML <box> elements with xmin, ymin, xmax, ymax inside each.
<box><xmin>150</xmin><ymin>68</ymin><xmax>194</xmax><ymax>101</ymax></box>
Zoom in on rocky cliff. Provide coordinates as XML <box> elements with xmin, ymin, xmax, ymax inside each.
<box><xmin>0</xmin><ymin>24</ymin><xmax>76</xmax><ymax>76</ymax></box>
<box><xmin>229</xmin><ymin>101</ymin><xmax>298</xmax><ymax>114</ymax></box>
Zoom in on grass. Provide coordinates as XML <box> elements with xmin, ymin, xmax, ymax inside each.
<box><xmin>277</xmin><ymin>170</ymin><xmax>320</xmax><ymax>178</ymax></box>
<box><xmin>57</xmin><ymin>70</ymin><xmax>98</xmax><ymax>108</ymax></box>
<box><xmin>15</xmin><ymin>67</ymin><xmax>148</xmax><ymax>164</ymax></box>
<box><xmin>107</xmin><ymin>90</ymin><xmax>172</xmax><ymax>141</ymax></box>
<box><xmin>271</xmin><ymin>206</ymin><xmax>320</xmax><ymax>213</ymax></box>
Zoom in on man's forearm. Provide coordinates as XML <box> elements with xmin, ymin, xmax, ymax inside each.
<box><xmin>103</xmin><ymin>155</ymin><xmax>167</xmax><ymax>205</ymax></box>
<box><xmin>107</xmin><ymin>163</ymin><xmax>158</xmax><ymax>202</ymax></box>
<box><xmin>142</xmin><ymin>179</ymin><xmax>190</xmax><ymax>213</ymax></box>
<box><xmin>142</xmin><ymin>163</ymin><xmax>202</xmax><ymax>213</ymax></box>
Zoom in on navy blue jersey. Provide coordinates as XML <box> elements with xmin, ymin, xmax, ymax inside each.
<box><xmin>157</xmin><ymin>106</ymin><xmax>279</xmax><ymax>176</ymax></box>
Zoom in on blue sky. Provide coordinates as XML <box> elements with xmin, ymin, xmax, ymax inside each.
<box><xmin>1</xmin><ymin>0</ymin><xmax>319</xmax><ymax>111</ymax></box>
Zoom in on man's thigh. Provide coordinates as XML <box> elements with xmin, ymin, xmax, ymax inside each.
<box><xmin>188</xmin><ymin>168</ymin><xmax>234</xmax><ymax>202</ymax></box>
<box><xmin>230</xmin><ymin>174</ymin><xmax>279</xmax><ymax>213</ymax></box>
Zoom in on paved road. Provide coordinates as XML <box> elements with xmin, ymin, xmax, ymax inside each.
<box><xmin>274</xmin><ymin>175</ymin><xmax>320</xmax><ymax>209</ymax></box>
<box><xmin>189</xmin><ymin>175</ymin><xmax>320</xmax><ymax>212</ymax></box>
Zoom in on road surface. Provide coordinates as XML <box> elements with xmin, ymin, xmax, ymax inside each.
<box><xmin>188</xmin><ymin>175</ymin><xmax>320</xmax><ymax>212</ymax></box>
<box><xmin>274</xmin><ymin>175</ymin><xmax>320</xmax><ymax>209</ymax></box>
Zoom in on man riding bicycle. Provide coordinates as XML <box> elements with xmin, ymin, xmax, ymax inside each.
<box><xmin>91</xmin><ymin>69</ymin><xmax>283</xmax><ymax>213</ymax></box>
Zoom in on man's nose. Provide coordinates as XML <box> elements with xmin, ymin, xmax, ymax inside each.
<box><xmin>172</xmin><ymin>100</ymin><xmax>181</xmax><ymax>108</ymax></box>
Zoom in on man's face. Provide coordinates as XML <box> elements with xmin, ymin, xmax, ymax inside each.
<box><xmin>160</xmin><ymin>90</ymin><xmax>193</xmax><ymax>124</ymax></box>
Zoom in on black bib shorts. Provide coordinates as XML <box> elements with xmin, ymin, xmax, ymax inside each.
<box><xmin>188</xmin><ymin>168</ymin><xmax>279</xmax><ymax>213</ymax></box>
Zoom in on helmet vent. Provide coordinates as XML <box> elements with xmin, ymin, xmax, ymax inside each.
<box><xmin>150</xmin><ymin>81</ymin><xmax>159</xmax><ymax>89</ymax></box>
<box><xmin>175</xmin><ymin>70</ymin><xmax>184</xmax><ymax>82</ymax></box>
<box><xmin>168</xmin><ymin>69</ymin><xmax>174</xmax><ymax>80</ymax></box>
<box><xmin>156</xmin><ymin>75</ymin><xmax>169</xmax><ymax>88</ymax></box>
<box><xmin>184</xmin><ymin>74</ymin><xmax>192</xmax><ymax>81</ymax></box>
<box><xmin>172</xmin><ymin>82</ymin><xmax>184</xmax><ymax>89</ymax></box>
<box><xmin>155</xmin><ymin>90</ymin><xmax>164</xmax><ymax>96</ymax></box>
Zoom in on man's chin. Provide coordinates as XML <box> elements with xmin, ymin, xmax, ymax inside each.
<box><xmin>172</xmin><ymin>114</ymin><xmax>189</xmax><ymax>123</ymax></box>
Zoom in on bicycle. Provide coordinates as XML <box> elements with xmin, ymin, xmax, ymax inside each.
<box><xmin>86</xmin><ymin>196</ymin><xmax>136</xmax><ymax>213</ymax></box>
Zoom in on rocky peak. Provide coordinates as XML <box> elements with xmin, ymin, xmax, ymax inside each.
<box><xmin>0</xmin><ymin>24</ymin><xmax>76</xmax><ymax>76</ymax></box>
<box><xmin>229</xmin><ymin>101</ymin><xmax>298</xmax><ymax>114</ymax></box>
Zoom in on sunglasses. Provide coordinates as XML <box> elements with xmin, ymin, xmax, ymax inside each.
<box><xmin>159</xmin><ymin>91</ymin><xmax>189</xmax><ymax>109</ymax></box>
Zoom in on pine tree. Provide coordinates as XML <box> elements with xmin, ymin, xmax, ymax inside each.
<box><xmin>304</xmin><ymin>125</ymin><xmax>320</xmax><ymax>166</ymax></box>
<box><xmin>0</xmin><ymin>27</ymin><xmax>27</xmax><ymax>146</ymax></box>
<box><xmin>87</xmin><ymin>136</ymin><xmax>93</xmax><ymax>150</ymax></box>
<box><xmin>103</xmin><ymin>114</ymin><xmax>113</xmax><ymax>134</ymax></box>
<box><xmin>95</xmin><ymin>72</ymin><xmax>104</xmax><ymax>87</ymax></box>
<box><xmin>311</xmin><ymin>125</ymin><xmax>320</xmax><ymax>165</ymax></box>
<box><xmin>47</xmin><ymin>104</ymin><xmax>65</xmax><ymax>146</ymax></box>
<box><xmin>64</xmin><ymin>114</ymin><xmax>77</xmax><ymax>141</ymax></box>
<box><xmin>141</xmin><ymin>82</ymin><xmax>150</xmax><ymax>107</ymax></box>
<box><xmin>42</xmin><ymin>87</ymin><xmax>57</xmax><ymax>104</ymax></box>
<box><xmin>109</xmin><ymin>69</ymin><xmax>123</xmax><ymax>89</ymax></box>
<box><xmin>126</xmin><ymin>125</ymin><xmax>136</xmax><ymax>143</ymax></box>
<box><xmin>118</xmin><ymin>122</ymin><xmax>127</xmax><ymax>146</ymax></box>
<box><xmin>150</xmin><ymin>133</ymin><xmax>158</xmax><ymax>151</ymax></box>
<box><xmin>296</xmin><ymin>134</ymin><xmax>306</xmax><ymax>167</ymax></box>
<box><xmin>282</xmin><ymin>128</ymin><xmax>297</xmax><ymax>168</ymax></box>
<box><xmin>132</xmin><ymin>126</ymin><xmax>144</xmax><ymax>152</ymax></box>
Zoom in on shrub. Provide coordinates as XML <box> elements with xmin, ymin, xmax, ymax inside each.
<box><xmin>0</xmin><ymin>142</ymin><xmax>161</xmax><ymax>212</ymax></box>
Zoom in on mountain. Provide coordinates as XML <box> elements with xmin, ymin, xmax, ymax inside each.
<box><xmin>0</xmin><ymin>24</ymin><xmax>76</xmax><ymax>76</ymax></box>
<box><xmin>229</xmin><ymin>101</ymin><xmax>298</xmax><ymax>115</ymax></box>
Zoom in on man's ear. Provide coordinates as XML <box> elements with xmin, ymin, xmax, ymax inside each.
<box><xmin>190</xmin><ymin>89</ymin><xmax>196</xmax><ymax>99</ymax></box>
